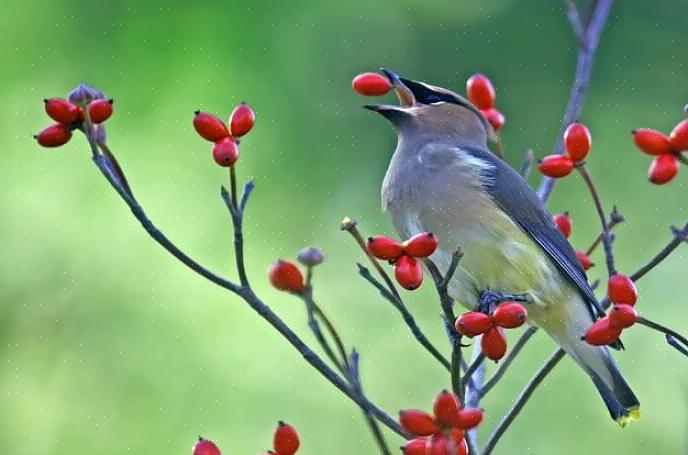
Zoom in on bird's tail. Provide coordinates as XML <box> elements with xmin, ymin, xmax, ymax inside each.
<box><xmin>540</xmin><ymin>297</ymin><xmax>640</xmax><ymax>426</ymax></box>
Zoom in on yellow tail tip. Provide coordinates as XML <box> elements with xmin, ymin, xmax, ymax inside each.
<box><xmin>616</xmin><ymin>406</ymin><xmax>641</xmax><ymax>427</ymax></box>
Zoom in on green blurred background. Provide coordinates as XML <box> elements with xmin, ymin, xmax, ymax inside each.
<box><xmin>2</xmin><ymin>0</ymin><xmax>688</xmax><ymax>453</ymax></box>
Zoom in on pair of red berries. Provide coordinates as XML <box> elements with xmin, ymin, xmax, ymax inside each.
<box><xmin>367</xmin><ymin>232</ymin><xmax>439</xmax><ymax>290</ymax></box>
<box><xmin>35</xmin><ymin>97</ymin><xmax>114</xmax><ymax>147</ymax></box>
<box><xmin>584</xmin><ymin>273</ymin><xmax>638</xmax><ymax>346</ymax></box>
<box><xmin>552</xmin><ymin>212</ymin><xmax>594</xmax><ymax>271</ymax></box>
<box><xmin>400</xmin><ymin>390</ymin><xmax>483</xmax><ymax>455</ymax></box>
<box><xmin>455</xmin><ymin>302</ymin><xmax>528</xmax><ymax>361</ymax></box>
<box><xmin>539</xmin><ymin>122</ymin><xmax>592</xmax><ymax>178</ymax></box>
<box><xmin>632</xmin><ymin>119</ymin><xmax>688</xmax><ymax>184</ymax></box>
<box><xmin>192</xmin><ymin>422</ymin><xmax>299</xmax><ymax>455</ymax></box>
<box><xmin>466</xmin><ymin>73</ymin><xmax>505</xmax><ymax>132</ymax></box>
<box><xmin>193</xmin><ymin>103</ymin><xmax>255</xmax><ymax>167</ymax></box>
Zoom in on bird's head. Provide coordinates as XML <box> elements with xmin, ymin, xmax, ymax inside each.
<box><xmin>365</xmin><ymin>69</ymin><xmax>494</xmax><ymax>148</ymax></box>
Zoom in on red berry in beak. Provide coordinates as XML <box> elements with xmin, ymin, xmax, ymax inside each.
<box><xmin>632</xmin><ymin>128</ymin><xmax>672</xmax><ymax>155</ymax></box>
<box><xmin>367</xmin><ymin>235</ymin><xmax>403</xmax><ymax>260</ymax></box>
<box><xmin>609</xmin><ymin>304</ymin><xmax>637</xmax><ymax>329</ymax></box>
<box><xmin>492</xmin><ymin>302</ymin><xmax>528</xmax><ymax>329</ymax></box>
<box><xmin>669</xmin><ymin>119</ymin><xmax>688</xmax><ymax>151</ymax></box>
<box><xmin>455</xmin><ymin>311</ymin><xmax>493</xmax><ymax>337</ymax></box>
<box><xmin>88</xmin><ymin>98</ymin><xmax>114</xmax><ymax>124</ymax></box>
<box><xmin>44</xmin><ymin>97</ymin><xmax>81</xmax><ymax>124</ymax></box>
<box><xmin>352</xmin><ymin>72</ymin><xmax>392</xmax><ymax>96</ymax></box>
<box><xmin>553</xmin><ymin>212</ymin><xmax>572</xmax><ymax>238</ymax></box>
<box><xmin>538</xmin><ymin>154</ymin><xmax>574</xmax><ymax>178</ymax></box>
<box><xmin>607</xmin><ymin>273</ymin><xmax>637</xmax><ymax>305</ymax></box>
<box><xmin>35</xmin><ymin>123</ymin><xmax>72</xmax><ymax>147</ymax></box>
<box><xmin>402</xmin><ymin>232</ymin><xmax>439</xmax><ymax>258</ymax></box>
<box><xmin>648</xmin><ymin>154</ymin><xmax>679</xmax><ymax>185</ymax></box>
<box><xmin>212</xmin><ymin>137</ymin><xmax>239</xmax><ymax>167</ymax></box>
<box><xmin>399</xmin><ymin>409</ymin><xmax>438</xmax><ymax>436</ymax></box>
<box><xmin>193</xmin><ymin>111</ymin><xmax>230</xmax><ymax>142</ymax></box>
<box><xmin>268</xmin><ymin>260</ymin><xmax>304</xmax><ymax>292</ymax></box>
<box><xmin>564</xmin><ymin>122</ymin><xmax>592</xmax><ymax>161</ymax></box>
<box><xmin>394</xmin><ymin>255</ymin><xmax>423</xmax><ymax>290</ymax></box>
<box><xmin>575</xmin><ymin>249</ymin><xmax>594</xmax><ymax>271</ymax></box>
<box><xmin>466</xmin><ymin>73</ymin><xmax>496</xmax><ymax>110</ymax></box>
<box><xmin>584</xmin><ymin>317</ymin><xmax>622</xmax><ymax>346</ymax></box>
<box><xmin>273</xmin><ymin>421</ymin><xmax>300</xmax><ymax>455</ymax></box>
<box><xmin>229</xmin><ymin>102</ymin><xmax>255</xmax><ymax>137</ymax></box>
<box><xmin>433</xmin><ymin>390</ymin><xmax>461</xmax><ymax>428</ymax></box>
<box><xmin>192</xmin><ymin>437</ymin><xmax>222</xmax><ymax>455</ymax></box>
<box><xmin>482</xmin><ymin>107</ymin><xmax>505</xmax><ymax>131</ymax></box>
<box><xmin>481</xmin><ymin>326</ymin><xmax>507</xmax><ymax>361</ymax></box>
<box><xmin>456</xmin><ymin>408</ymin><xmax>484</xmax><ymax>430</ymax></box>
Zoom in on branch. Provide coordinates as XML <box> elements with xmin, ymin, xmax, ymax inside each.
<box><xmin>586</xmin><ymin>206</ymin><xmax>625</xmax><ymax>256</ymax></box>
<box><xmin>480</xmin><ymin>326</ymin><xmax>539</xmax><ymax>396</ymax></box>
<box><xmin>537</xmin><ymin>0</ymin><xmax>614</xmax><ymax>203</ymax></box>
<box><xmin>565</xmin><ymin>0</ymin><xmax>586</xmax><ymax>45</ymax></box>
<box><xmin>636</xmin><ymin>316</ymin><xmax>688</xmax><ymax>358</ymax></box>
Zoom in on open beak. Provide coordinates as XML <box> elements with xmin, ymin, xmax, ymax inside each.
<box><xmin>363</xmin><ymin>68</ymin><xmax>416</xmax><ymax>119</ymax></box>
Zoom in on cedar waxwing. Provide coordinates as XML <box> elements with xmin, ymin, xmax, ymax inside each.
<box><xmin>366</xmin><ymin>69</ymin><xmax>640</xmax><ymax>425</ymax></box>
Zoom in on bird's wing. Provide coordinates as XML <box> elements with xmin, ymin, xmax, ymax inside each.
<box><xmin>462</xmin><ymin>145</ymin><xmax>606</xmax><ymax>319</ymax></box>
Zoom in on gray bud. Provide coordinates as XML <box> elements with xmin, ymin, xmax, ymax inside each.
<box><xmin>297</xmin><ymin>246</ymin><xmax>324</xmax><ymax>266</ymax></box>
<box><xmin>68</xmin><ymin>82</ymin><xmax>106</xmax><ymax>105</ymax></box>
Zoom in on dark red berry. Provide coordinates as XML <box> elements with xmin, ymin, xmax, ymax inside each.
<box><xmin>584</xmin><ymin>317</ymin><xmax>622</xmax><ymax>346</ymax></box>
<box><xmin>538</xmin><ymin>155</ymin><xmax>574</xmax><ymax>178</ymax></box>
<box><xmin>352</xmin><ymin>72</ymin><xmax>392</xmax><ymax>96</ymax></box>
<box><xmin>229</xmin><ymin>102</ymin><xmax>255</xmax><ymax>137</ymax></box>
<box><xmin>553</xmin><ymin>212</ymin><xmax>572</xmax><ymax>238</ymax></box>
<box><xmin>456</xmin><ymin>408</ymin><xmax>484</xmax><ymax>430</ymax></box>
<box><xmin>648</xmin><ymin>154</ymin><xmax>679</xmax><ymax>185</ymax></box>
<box><xmin>394</xmin><ymin>255</ymin><xmax>423</xmax><ymax>290</ymax></box>
<box><xmin>88</xmin><ymin>98</ymin><xmax>113</xmax><ymax>123</ymax></box>
<box><xmin>433</xmin><ymin>390</ymin><xmax>461</xmax><ymax>428</ymax></box>
<box><xmin>482</xmin><ymin>107</ymin><xmax>505</xmax><ymax>131</ymax></box>
<box><xmin>268</xmin><ymin>260</ymin><xmax>304</xmax><ymax>292</ymax></box>
<box><xmin>212</xmin><ymin>138</ymin><xmax>239</xmax><ymax>167</ymax></box>
<box><xmin>455</xmin><ymin>312</ymin><xmax>493</xmax><ymax>337</ymax></box>
<box><xmin>492</xmin><ymin>302</ymin><xmax>527</xmax><ymax>329</ymax></box>
<box><xmin>481</xmin><ymin>326</ymin><xmax>507</xmax><ymax>361</ymax></box>
<box><xmin>564</xmin><ymin>123</ymin><xmax>592</xmax><ymax>161</ymax></box>
<box><xmin>399</xmin><ymin>409</ymin><xmax>438</xmax><ymax>436</ymax></box>
<box><xmin>44</xmin><ymin>97</ymin><xmax>81</xmax><ymax>124</ymax></box>
<box><xmin>193</xmin><ymin>111</ymin><xmax>229</xmax><ymax>142</ymax></box>
<box><xmin>632</xmin><ymin>128</ymin><xmax>671</xmax><ymax>156</ymax></box>
<box><xmin>402</xmin><ymin>438</ymin><xmax>428</xmax><ymax>455</ymax></box>
<box><xmin>402</xmin><ymin>232</ymin><xmax>439</xmax><ymax>258</ymax></box>
<box><xmin>669</xmin><ymin>119</ymin><xmax>688</xmax><ymax>151</ymax></box>
<box><xmin>609</xmin><ymin>304</ymin><xmax>637</xmax><ymax>329</ymax></box>
<box><xmin>466</xmin><ymin>73</ymin><xmax>496</xmax><ymax>110</ymax></box>
<box><xmin>35</xmin><ymin>123</ymin><xmax>72</xmax><ymax>147</ymax></box>
<box><xmin>367</xmin><ymin>235</ymin><xmax>403</xmax><ymax>261</ymax></box>
<box><xmin>607</xmin><ymin>273</ymin><xmax>637</xmax><ymax>305</ymax></box>
<box><xmin>273</xmin><ymin>421</ymin><xmax>300</xmax><ymax>455</ymax></box>
<box><xmin>192</xmin><ymin>437</ymin><xmax>222</xmax><ymax>455</ymax></box>
<box><xmin>575</xmin><ymin>249</ymin><xmax>594</xmax><ymax>270</ymax></box>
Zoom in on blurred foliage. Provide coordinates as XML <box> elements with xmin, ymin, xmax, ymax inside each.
<box><xmin>2</xmin><ymin>0</ymin><xmax>688</xmax><ymax>453</ymax></box>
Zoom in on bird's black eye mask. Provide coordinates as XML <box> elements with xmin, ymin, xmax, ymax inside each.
<box><xmin>399</xmin><ymin>77</ymin><xmax>470</xmax><ymax>107</ymax></box>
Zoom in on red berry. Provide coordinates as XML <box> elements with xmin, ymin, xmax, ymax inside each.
<box><xmin>553</xmin><ymin>212</ymin><xmax>572</xmax><ymax>238</ymax></box>
<box><xmin>607</xmin><ymin>273</ymin><xmax>637</xmax><ymax>305</ymax></box>
<box><xmin>632</xmin><ymin>128</ymin><xmax>671</xmax><ymax>155</ymax></box>
<box><xmin>669</xmin><ymin>119</ymin><xmax>688</xmax><ymax>151</ymax></box>
<box><xmin>538</xmin><ymin>154</ymin><xmax>574</xmax><ymax>178</ymax></box>
<box><xmin>609</xmin><ymin>304</ymin><xmax>637</xmax><ymax>329</ymax></box>
<box><xmin>433</xmin><ymin>390</ymin><xmax>461</xmax><ymax>428</ymax></box>
<box><xmin>584</xmin><ymin>317</ymin><xmax>622</xmax><ymax>346</ymax></box>
<box><xmin>492</xmin><ymin>302</ymin><xmax>528</xmax><ymax>329</ymax></box>
<box><xmin>575</xmin><ymin>249</ymin><xmax>594</xmax><ymax>271</ymax></box>
<box><xmin>229</xmin><ymin>102</ymin><xmax>255</xmax><ymax>137</ymax></box>
<box><xmin>394</xmin><ymin>255</ymin><xmax>423</xmax><ymax>290</ymax></box>
<box><xmin>402</xmin><ymin>232</ymin><xmax>439</xmax><ymax>258</ymax></box>
<box><xmin>212</xmin><ymin>138</ymin><xmax>239</xmax><ymax>167</ymax></box>
<box><xmin>466</xmin><ymin>73</ymin><xmax>496</xmax><ymax>110</ymax></box>
<box><xmin>402</xmin><ymin>438</ymin><xmax>428</xmax><ymax>455</ymax></box>
<box><xmin>456</xmin><ymin>408</ymin><xmax>484</xmax><ymax>430</ymax></box>
<box><xmin>268</xmin><ymin>260</ymin><xmax>304</xmax><ymax>292</ymax></box>
<box><xmin>88</xmin><ymin>98</ymin><xmax>113</xmax><ymax>124</ymax></box>
<box><xmin>44</xmin><ymin>97</ymin><xmax>81</xmax><ymax>124</ymax></box>
<box><xmin>367</xmin><ymin>235</ymin><xmax>403</xmax><ymax>261</ymax></box>
<box><xmin>564</xmin><ymin>123</ymin><xmax>592</xmax><ymax>161</ymax></box>
<box><xmin>482</xmin><ymin>107</ymin><xmax>505</xmax><ymax>131</ymax></box>
<box><xmin>193</xmin><ymin>437</ymin><xmax>222</xmax><ymax>455</ymax></box>
<box><xmin>481</xmin><ymin>326</ymin><xmax>507</xmax><ymax>361</ymax></box>
<box><xmin>35</xmin><ymin>123</ymin><xmax>72</xmax><ymax>147</ymax></box>
<box><xmin>352</xmin><ymin>72</ymin><xmax>392</xmax><ymax>96</ymax></box>
<box><xmin>399</xmin><ymin>409</ymin><xmax>438</xmax><ymax>436</ymax></box>
<box><xmin>427</xmin><ymin>435</ymin><xmax>452</xmax><ymax>455</ymax></box>
<box><xmin>193</xmin><ymin>111</ymin><xmax>230</xmax><ymax>142</ymax></box>
<box><xmin>455</xmin><ymin>437</ymin><xmax>469</xmax><ymax>455</ymax></box>
<box><xmin>273</xmin><ymin>421</ymin><xmax>300</xmax><ymax>455</ymax></box>
<box><xmin>648</xmin><ymin>154</ymin><xmax>679</xmax><ymax>185</ymax></box>
<box><xmin>455</xmin><ymin>312</ymin><xmax>493</xmax><ymax>337</ymax></box>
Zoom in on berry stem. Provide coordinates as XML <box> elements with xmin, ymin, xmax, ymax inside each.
<box><xmin>229</xmin><ymin>166</ymin><xmax>238</xmax><ymax>209</ymax></box>
<box><xmin>585</xmin><ymin>206</ymin><xmax>625</xmax><ymax>256</ymax></box>
<box><xmin>676</xmin><ymin>152</ymin><xmax>688</xmax><ymax>167</ymax></box>
<box><xmin>636</xmin><ymin>316</ymin><xmax>688</xmax><ymax>358</ymax></box>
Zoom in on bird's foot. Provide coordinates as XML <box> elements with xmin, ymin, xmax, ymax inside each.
<box><xmin>477</xmin><ymin>290</ymin><xmax>530</xmax><ymax>314</ymax></box>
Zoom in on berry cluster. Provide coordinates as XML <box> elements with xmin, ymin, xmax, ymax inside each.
<box><xmin>367</xmin><ymin>232</ymin><xmax>439</xmax><ymax>290</ymax></box>
<box><xmin>466</xmin><ymin>73</ymin><xmax>505</xmax><ymax>131</ymax></box>
<box><xmin>455</xmin><ymin>302</ymin><xmax>528</xmax><ymax>361</ymax></box>
<box><xmin>539</xmin><ymin>122</ymin><xmax>592</xmax><ymax>178</ymax></box>
<box><xmin>192</xmin><ymin>103</ymin><xmax>255</xmax><ymax>167</ymax></box>
<box><xmin>351</xmin><ymin>72</ymin><xmax>393</xmax><ymax>96</ymax></box>
<box><xmin>632</xmin><ymin>118</ymin><xmax>688</xmax><ymax>184</ymax></box>
<box><xmin>268</xmin><ymin>247</ymin><xmax>325</xmax><ymax>293</ymax></box>
<box><xmin>400</xmin><ymin>390</ymin><xmax>483</xmax><ymax>455</ymax></box>
<box><xmin>35</xmin><ymin>94</ymin><xmax>113</xmax><ymax>148</ymax></box>
<box><xmin>192</xmin><ymin>422</ymin><xmax>300</xmax><ymax>455</ymax></box>
<box><xmin>552</xmin><ymin>212</ymin><xmax>594</xmax><ymax>271</ymax></box>
<box><xmin>584</xmin><ymin>273</ymin><xmax>639</xmax><ymax>345</ymax></box>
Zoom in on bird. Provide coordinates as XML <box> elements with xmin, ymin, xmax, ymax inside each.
<box><xmin>365</xmin><ymin>68</ymin><xmax>640</xmax><ymax>426</ymax></box>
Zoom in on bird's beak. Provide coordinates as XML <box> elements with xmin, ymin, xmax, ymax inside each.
<box><xmin>363</xmin><ymin>69</ymin><xmax>416</xmax><ymax>122</ymax></box>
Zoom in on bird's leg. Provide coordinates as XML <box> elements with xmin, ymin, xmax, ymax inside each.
<box><xmin>477</xmin><ymin>290</ymin><xmax>530</xmax><ymax>314</ymax></box>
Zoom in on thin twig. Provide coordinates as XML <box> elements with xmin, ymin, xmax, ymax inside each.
<box><xmin>299</xmin><ymin>287</ymin><xmax>347</xmax><ymax>374</ymax></box>
<box><xmin>480</xmin><ymin>326</ymin><xmax>539</xmax><ymax>396</ymax></box>
<box><xmin>220</xmin><ymin>185</ymin><xmax>250</xmax><ymax>286</ymax></box>
<box><xmin>565</xmin><ymin>0</ymin><xmax>586</xmax><ymax>45</ymax></box>
<box><xmin>636</xmin><ymin>316</ymin><xmax>688</xmax><ymax>358</ymax></box>
<box><xmin>461</xmin><ymin>353</ymin><xmax>486</xmax><ymax>390</ymax></box>
<box><xmin>586</xmin><ymin>206</ymin><xmax>625</xmax><ymax>256</ymax></box>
